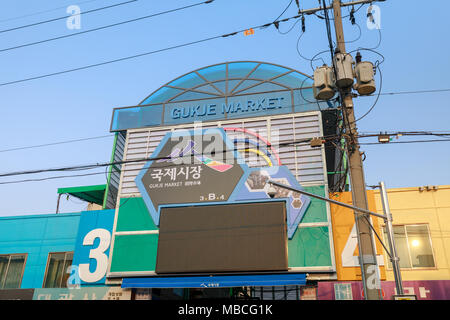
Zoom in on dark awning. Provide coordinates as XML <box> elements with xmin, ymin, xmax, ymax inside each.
<box><xmin>121</xmin><ymin>273</ymin><xmax>306</xmax><ymax>289</ymax></box>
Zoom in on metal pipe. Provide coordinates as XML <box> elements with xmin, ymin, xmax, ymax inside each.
<box><xmin>56</xmin><ymin>193</ymin><xmax>62</xmax><ymax>214</ymax></box>
<box><xmin>268</xmin><ymin>179</ymin><xmax>406</xmax><ymax>298</ymax></box>
<box><xmin>379</xmin><ymin>181</ymin><xmax>404</xmax><ymax>295</ymax></box>
<box><xmin>267</xmin><ymin>180</ymin><xmax>387</xmax><ymax>219</ymax></box>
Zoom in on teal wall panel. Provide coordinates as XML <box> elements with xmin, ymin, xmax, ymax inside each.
<box><xmin>115</xmin><ymin>197</ymin><xmax>158</xmax><ymax>232</ymax></box>
<box><xmin>0</xmin><ymin>213</ymin><xmax>80</xmax><ymax>289</ymax></box>
<box><xmin>288</xmin><ymin>226</ymin><xmax>332</xmax><ymax>268</ymax></box>
<box><xmin>301</xmin><ymin>186</ymin><xmax>328</xmax><ymax>224</ymax></box>
<box><xmin>109</xmin><ymin>188</ymin><xmax>334</xmax><ymax>274</ymax></box>
<box><xmin>109</xmin><ymin>234</ymin><xmax>158</xmax><ymax>273</ymax></box>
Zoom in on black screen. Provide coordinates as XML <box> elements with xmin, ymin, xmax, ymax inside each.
<box><xmin>156</xmin><ymin>201</ymin><xmax>288</xmax><ymax>274</ymax></box>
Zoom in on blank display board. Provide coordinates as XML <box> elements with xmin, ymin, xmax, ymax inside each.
<box><xmin>156</xmin><ymin>201</ymin><xmax>288</xmax><ymax>274</ymax></box>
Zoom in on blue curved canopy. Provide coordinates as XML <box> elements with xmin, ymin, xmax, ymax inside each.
<box><xmin>111</xmin><ymin>61</ymin><xmax>330</xmax><ymax>132</ymax></box>
<box><xmin>140</xmin><ymin>61</ymin><xmax>312</xmax><ymax>105</ymax></box>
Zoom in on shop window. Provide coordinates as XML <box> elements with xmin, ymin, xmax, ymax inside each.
<box><xmin>334</xmin><ymin>283</ymin><xmax>353</xmax><ymax>300</ymax></box>
<box><xmin>384</xmin><ymin>224</ymin><xmax>435</xmax><ymax>269</ymax></box>
<box><xmin>43</xmin><ymin>252</ymin><xmax>73</xmax><ymax>288</ymax></box>
<box><xmin>250</xmin><ymin>286</ymin><xmax>303</xmax><ymax>300</ymax></box>
<box><xmin>0</xmin><ymin>254</ymin><xmax>27</xmax><ymax>289</ymax></box>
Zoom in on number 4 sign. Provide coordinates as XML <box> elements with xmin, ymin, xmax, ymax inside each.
<box><xmin>330</xmin><ymin>191</ymin><xmax>386</xmax><ymax>281</ymax></box>
<box><xmin>71</xmin><ymin>210</ymin><xmax>116</xmax><ymax>286</ymax></box>
<box><xmin>341</xmin><ymin>223</ymin><xmax>384</xmax><ymax>267</ymax></box>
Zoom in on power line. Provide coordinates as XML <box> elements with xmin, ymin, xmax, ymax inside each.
<box><xmin>0</xmin><ymin>10</ymin><xmax>303</xmax><ymax>87</ymax></box>
<box><xmin>353</xmin><ymin>63</ymin><xmax>383</xmax><ymax>123</ymax></box>
<box><xmin>0</xmin><ymin>36</ymin><xmax>218</xmax><ymax>87</ymax></box>
<box><xmin>0</xmin><ymin>0</ymin><xmax>138</xmax><ymax>34</ymax></box>
<box><xmin>1</xmin><ymin>131</ymin><xmax>449</xmax><ymax>181</ymax></box>
<box><xmin>0</xmin><ymin>0</ymin><xmax>215</xmax><ymax>54</ymax></box>
<box><xmin>0</xmin><ymin>134</ymin><xmax>341</xmax><ymax>179</ymax></box>
<box><xmin>276</xmin><ymin>16</ymin><xmax>302</xmax><ymax>35</ymax></box>
<box><xmin>359</xmin><ymin>138</ymin><xmax>450</xmax><ymax>146</ymax></box>
<box><xmin>359</xmin><ymin>132</ymin><xmax>450</xmax><ymax>138</ymax></box>
<box><xmin>315</xmin><ymin>1</ymin><xmax>365</xmax><ymax>20</ymax></box>
<box><xmin>376</xmin><ymin>88</ymin><xmax>450</xmax><ymax>96</ymax></box>
<box><xmin>274</xmin><ymin>0</ymin><xmax>294</xmax><ymax>21</ymax></box>
<box><xmin>0</xmin><ymin>135</ymin><xmax>112</xmax><ymax>153</ymax></box>
<box><xmin>0</xmin><ymin>100</ymin><xmax>327</xmax><ymax>156</ymax></box>
<box><xmin>0</xmin><ymin>171</ymin><xmax>106</xmax><ymax>185</ymax></box>
<box><xmin>4</xmin><ymin>137</ymin><xmax>449</xmax><ymax>186</ymax></box>
<box><xmin>1</xmin><ymin>115</ymin><xmax>447</xmax><ymax>156</ymax></box>
<box><xmin>360</xmin><ymin>130</ymin><xmax>450</xmax><ymax>135</ymax></box>
<box><xmin>0</xmin><ymin>0</ymin><xmax>101</xmax><ymax>23</ymax></box>
<box><xmin>273</xmin><ymin>0</ymin><xmax>296</xmax><ymax>34</ymax></box>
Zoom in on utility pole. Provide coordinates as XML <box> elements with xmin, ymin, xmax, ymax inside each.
<box><xmin>331</xmin><ymin>0</ymin><xmax>382</xmax><ymax>300</ymax></box>
<box><xmin>268</xmin><ymin>179</ymin><xmax>405</xmax><ymax>300</ymax></box>
<box><xmin>287</xmin><ymin>0</ymin><xmax>385</xmax><ymax>300</ymax></box>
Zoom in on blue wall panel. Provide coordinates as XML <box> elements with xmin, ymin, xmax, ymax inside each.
<box><xmin>71</xmin><ymin>209</ymin><xmax>115</xmax><ymax>286</ymax></box>
<box><xmin>0</xmin><ymin>213</ymin><xmax>80</xmax><ymax>289</ymax></box>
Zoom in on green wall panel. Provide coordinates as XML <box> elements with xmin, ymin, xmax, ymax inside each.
<box><xmin>110</xmin><ymin>234</ymin><xmax>158</xmax><ymax>273</ymax></box>
<box><xmin>116</xmin><ymin>187</ymin><xmax>327</xmax><ymax>232</ymax></box>
<box><xmin>288</xmin><ymin>226</ymin><xmax>332</xmax><ymax>268</ymax></box>
<box><xmin>110</xmin><ymin>189</ymin><xmax>333</xmax><ymax>273</ymax></box>
<box><xmin>116</xmin><ymin>197</ymin><xmax>158</xmax><ymax>232</ymax></box>
<box><xmin>300</xmin><ymin>186</ymin><xmax>328</xmax><ymax>224</ymax></box>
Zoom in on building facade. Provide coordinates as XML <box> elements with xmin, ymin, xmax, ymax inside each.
<box><xmin>319</xmin><ymin>186</ymin><xmax>450</xmax><ymax>300</ymax></box>
<box><xmin>104</xmin><ymin>61</ymin><xmax>342</xmax><ymax>297</ymax></box>
<box><xmin>1</xmin><ymin>61</ymin><xmax>344</xmax><ymax>300</ymax></box>
<box><xmin>0</xmin><ymin>208</ymin><xmax>134</xmax><ymax>300</ymax></box>
<box><xmin>4</xmin><ymin>60</ymin><xmax>448</xmax><ymax>300</ymax></box>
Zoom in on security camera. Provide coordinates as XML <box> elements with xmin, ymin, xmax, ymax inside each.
<box><xmin>267</xmin><ymin>185</ymin><xmax>277</xmax><ymax>199</ymax></box>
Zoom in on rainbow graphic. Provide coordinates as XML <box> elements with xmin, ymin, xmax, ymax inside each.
<box><xmin>156</xmin><ymin>128</ymin><xmax>282</xmax><ymax>172</ymax></box>
<box><xmin>157</xmin><ymin>140</ymin><xmax>234</xmax><ymax>173</ymax></box>
<box><xmin>224</xmin><ymin>127</ymin><xmax>282</xmax><ymax>166</ymax></box>
<box><xmin>194</xmin><ymin>154</ymin><xmax>234</xmax><ymax>173</ymax></box>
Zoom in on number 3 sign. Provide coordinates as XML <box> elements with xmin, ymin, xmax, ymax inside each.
<box><xmin>79</xmin><ymin>228</ymin><xmax>111</xmax><ymax>283</ymax></box>
<box><xmin>71</xmin><ymin>210</ymin><xmax>116</xmax><ymax>285</ymax></box>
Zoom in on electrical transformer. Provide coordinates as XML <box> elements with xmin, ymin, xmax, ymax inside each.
<box><xmin>333</xmin><ymin>52</ymin><xmax>354</xmax><ymax>88</ymax></box>
<box><xmin>313</xmin><ymin>65</ymin><xmax>335</xmax><ymax>101</ymax></box>
<box><xmin>354</xmin><ymin>60</ymin><xmax>376</xmax><ymax>95</ymax></box>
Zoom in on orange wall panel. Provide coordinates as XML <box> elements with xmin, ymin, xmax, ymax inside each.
<box><xmin>330</xmin><ymin>190</ymin><xmax>386</xmax><ymax>281</ymax></box>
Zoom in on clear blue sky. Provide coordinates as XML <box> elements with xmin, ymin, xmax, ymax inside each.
<box><xmin>1</xmin><ymin>0</ymin><xmax>449</xmax><ymax>216</ymax></box>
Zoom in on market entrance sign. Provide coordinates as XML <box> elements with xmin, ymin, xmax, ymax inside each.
<box><xmin>136</xmin><ymin>128</ymin><xmax>245</xmax><ymax>226</ymax></box>
<box><xmin>135</xmin><ymin>128</ymin><xmax>311</xmax><ymax>239</ymax></box>
<box><xmin>169</xmin><ymin>96</ymin><xmax>286</xmax><ymax>120</ymax></box>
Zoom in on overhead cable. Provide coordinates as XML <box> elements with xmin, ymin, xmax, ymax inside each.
<box><xmin>0</xmin><ymin>0</ymin><xmax>215</xmax><ymax>54</ymax></box>
<box><xmin>0</xmin><ymin>10</ymin><xmax>304</xmax><ymax>87</ymax></box>
<box><xmin>1</xmin><ymin>137</ymin><xmax>448</xmax><ymax>186</ymax></box>
<box><xmin>0</xmin><ymin>135</ymin><xmax>112</xmax><ymax>153</ymax></box>
<box><xmin>0</xmin><ymin>0</ymin><xmax>101</xmax><ymax>23</ymax></box>
<box><xmin>1</xmin><ymin>131</ymin><xmax>449</xmax><ymax>179</ymax></box>
<box><xmin>0</xmin><ymin>0</ymin><xmax>138</xmax><ymax>34</ymax></box>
